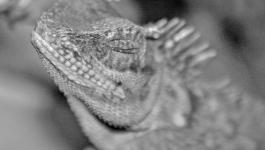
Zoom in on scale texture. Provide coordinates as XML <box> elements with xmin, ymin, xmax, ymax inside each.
<box><xmin>31</xmin><ymin>0</ymin><xmax>265</xmax><ymax>150</ymax></box>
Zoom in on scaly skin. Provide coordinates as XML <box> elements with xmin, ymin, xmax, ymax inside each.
<box><xmin>31</xmin><ymin>0</ymin><xmax>163</xmax><ymax>127</ymax></box>
<box><xmin>31</xmin><ymin>0</ymin><xmax>217</xmax><ymax>149</ymax></box>
<box><xmin>31</xmin><ymin>0</ymin><xmax>215</xmax><ymax>127</ymax></box>
<box><xmin>31</xmin><ymin>0</ymin><xmax>216</xmax><ymax>128</ymax></box>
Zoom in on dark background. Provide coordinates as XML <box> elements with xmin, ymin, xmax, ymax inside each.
<box><xmin>0</xmin><ymin>0</ymin><xmax>265</xmax><ymax>149</ymax></box>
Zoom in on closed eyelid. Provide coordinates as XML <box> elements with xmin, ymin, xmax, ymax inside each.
<box><xmin>109</xmin><ymin>38</ymin><xmax>121</xmax><ymax>41</ymax></box>
<box><xmin>112</xmin><ymin>47</ymin><xmax>138</xmax><ymax>54</ymax></box>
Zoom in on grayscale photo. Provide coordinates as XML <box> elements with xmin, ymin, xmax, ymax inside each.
<box><xmin>0</xmin><ymin>0</ymin><xmax>265</xmax><ymax>150</ymax></box>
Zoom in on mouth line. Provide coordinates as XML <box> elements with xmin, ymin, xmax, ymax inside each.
<box><xmin>32</xmin><ymin>31</ymin><xmax>116</xmax><ymax>91</ymax></box>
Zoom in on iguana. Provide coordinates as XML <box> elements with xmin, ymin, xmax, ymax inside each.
<box><xmin>31</xmin><ymin>0</ymin><xmax>262</xmax><ymax>150</ymax></box>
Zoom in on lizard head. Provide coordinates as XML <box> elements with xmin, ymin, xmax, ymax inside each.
<box><xmin>32</xmin><ymin>17</ymin><xmax>150</xmax><ymax>101</ymax></box>
<box><xmin>31</xmin><ymin>2</ymin><xmax>159</xmax><ymax>127</ymax></box>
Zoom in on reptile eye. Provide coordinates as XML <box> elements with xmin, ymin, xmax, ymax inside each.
<box><xmin>109</xmin><ymin>40</ymin><xmax>139</xmax><ymax>54</ymax></box>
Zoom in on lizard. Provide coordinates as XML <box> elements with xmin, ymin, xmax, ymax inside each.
<box><xmin>31</xmin><ymin>0</ymin><xmax>220</xmax><ymax>149</ymax></box>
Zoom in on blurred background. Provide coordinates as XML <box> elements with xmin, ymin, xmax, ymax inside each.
<box><xmin>0</xmin><ymin>0</ymin><xmax>265</xmax><ymax>149</ymax></box>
